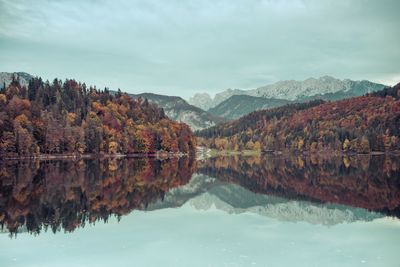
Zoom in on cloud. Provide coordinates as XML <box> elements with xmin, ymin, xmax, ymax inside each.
<box><xmin>0</xmin><ymin>0</ymin><xmax>399</xmax><ymax>98</ymax></box>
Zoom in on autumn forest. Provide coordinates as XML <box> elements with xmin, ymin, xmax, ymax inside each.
<box><xmin>0</xmin><ymin>76</ymin><xmax>196</xmax><ymax>157</ymax></box>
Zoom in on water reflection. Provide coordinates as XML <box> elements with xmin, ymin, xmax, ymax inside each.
<box><xmin>0</xmin><ymin>154</ymin><xmax>399</xmax><ymax>236</ymax></box>
<box><xmin>0</xmin><ymin>157</ymin><xmax>195</xmax><ymax>235</ymax></box>
<box><xmin>197</xmin><ymin>154</ymin><xmax>400</xmax><ymax>217</ymax></box>
<box><xmin>148</xmin><ymin>174</ymin><xmax>384</xmax><ymax>225</ymax></box>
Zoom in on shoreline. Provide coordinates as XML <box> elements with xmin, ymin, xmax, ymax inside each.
<box><xmin>196</xmin><ymin>148</ymin><xmax>400</xmax><ymax>158</ymax></box>
<box><xmin>0</xmin><ymin>152</ymin><xmax>193</xmax><ymax>161</ymax></box>
<box><xmin>2</xmin><ymin>149</ymin><xmax>399</xmax><ymax>161</ymax></box>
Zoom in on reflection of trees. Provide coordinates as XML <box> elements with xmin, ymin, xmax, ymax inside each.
<box><xmin>0</xmin><ymin>157</ymin><xmax>195</xmax><ymax>235</ymax></box>
<box><xmin>197</xmin><ymin>155</ymin><xmax>400</xmax><ymax>217</ymax></box>
<box><xmin>1</xmin><ymin>154</ymin><xmax>399</xmax><ymax>235</ymax></box>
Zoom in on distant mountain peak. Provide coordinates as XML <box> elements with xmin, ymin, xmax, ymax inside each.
<box><xmin>0</xmin><ymin>72</ymin><xmax>34</xmax><ymax>89</ymax></box>
<box><xmin>188</xmin><ymin>88</ymin><xmax>246</xmax><ymax>111</ymax></box>
<box><xmin>188</xmin><ymin>92</ymin><xmax>213</xmax><ymax>111</ymax></box>
<box><xmin>252</xmin><ymin>76</ymin><xmax>385</xmax><ymax>100</ymax></box>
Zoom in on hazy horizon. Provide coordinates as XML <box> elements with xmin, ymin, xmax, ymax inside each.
<box><xmin>1</xmin><ymin>0</ymin><xmax>399</xmax><ymax>99</ymax></box>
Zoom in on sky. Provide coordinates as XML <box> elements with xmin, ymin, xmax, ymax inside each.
<box><xmin>0</xmin><ymin>0</ymin><xmax>399</xmax><ymax>99</ymax></box>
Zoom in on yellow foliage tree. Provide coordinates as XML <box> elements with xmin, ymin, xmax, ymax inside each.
<box><xmin>108</xmin><ymin>141</ymin><xmax>118</xmax><ymax>154</ymax></box>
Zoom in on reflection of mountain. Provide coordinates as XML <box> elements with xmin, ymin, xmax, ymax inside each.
<box><xmin>147</xmin><ymin>174</ymin><xmax>221</xmax><ymax>209</ymax></box>
<box><xmin>196</xmin><ymin>155</ymin><xmax>400</xmax><ymax>217</ymax></box>
<box><xmin>148</xmin><ymin>174</ymin><xmax>383</xmax><ymax>225</ymax></box>
<box><xmin>0</xmin><ymin>157</ymin><xmax>196</xmax><ymax>235</ymax></box>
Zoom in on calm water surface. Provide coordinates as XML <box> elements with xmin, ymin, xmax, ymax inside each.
<box><xmin>0</xmin><ymin>155</ymin><xmax>399</xmax><ymax>267</ymax></box>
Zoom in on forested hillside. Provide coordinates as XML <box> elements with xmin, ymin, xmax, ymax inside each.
<box><xmin>196</xmin><ymin>83</ymin><xmax>400</xmax><ymax>153</ymax></box>
<box><xmin>0</xmin><ymin>76</ymin><xmax>196</xmax><ymax>157</ymax></box>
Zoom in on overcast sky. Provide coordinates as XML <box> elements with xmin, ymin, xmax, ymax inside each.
<box><xmin>0</xmin><ymin>0</ymin><xmax>399</xmax><ymax>99</ymax></box>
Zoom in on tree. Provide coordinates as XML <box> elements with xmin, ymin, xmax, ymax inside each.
<box><xmin>83</xmin><ymin>112</ymin><xmax>103</xmax><ymax>153</ymax></box>
<box><xmin>15</xmin><ymin>126</ymin><xmax>34</xmax><ymax>155</ymax></box>
<box><xmin>108</xmin><ymin>141</ymin><xmax>118</xmax><ymax>154</ymax></box>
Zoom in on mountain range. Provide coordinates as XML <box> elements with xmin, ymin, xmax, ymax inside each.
<box><xmin>249</xmin><ymin>75</ymin><xmax>385</xmax><ymax>101</ymax></box>
<box><xmin>189</xmin><ymin>76</ymin><xmax>386</xmax><ymax>119</ymax></box>
<box><xmin>122</xmin><ymin>76</ymin><xmax>387</xmax><ymax>129</ymax></box>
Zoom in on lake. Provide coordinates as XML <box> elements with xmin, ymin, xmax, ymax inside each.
<box><xmin>0</xmin><ymin>154</ymin><xmax>399</xmax><ymax>267</ymax></box>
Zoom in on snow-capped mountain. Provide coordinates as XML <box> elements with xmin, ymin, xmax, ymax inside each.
<box><xmin>249</xmin><ymin>75</ymin><xmax>385</xmax><ymax>101</ymax></box>
<box><xmin>189</xmin><ymin>76</ymin><xmax>386</xmax><ymax>111</ymax></box>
